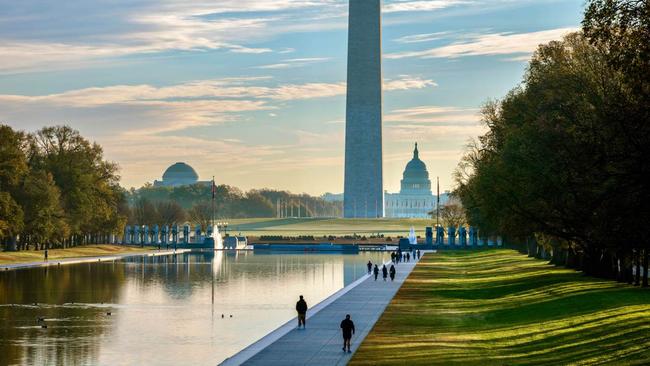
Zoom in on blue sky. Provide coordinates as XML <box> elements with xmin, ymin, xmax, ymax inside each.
<box><xmin>0</xmin><ymin>0</ymin><xmax>584</xmax><ymax>194</ymax></box>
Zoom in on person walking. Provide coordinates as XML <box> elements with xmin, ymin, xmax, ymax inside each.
<box><xmin>367</xmin><ymin>261</ymin><xmax>372</xmax><ymax>274</ymax></box>
<box><xmin>373</xmin><ymin>264</ymin><xmax>379</xmax><ymax>281</ymax></box>
<box><xmin>296</xmin><ymin>295</ymin><xmax>308</xmax><ymax>329</ymax></box>
<box><xmin>340</xmin><ymin>314</ymin><xmax>355</xmax><ymax>353</ymax></box>
<box><xmin>406</xmin><ymin>252</ymin><xmax>410</xmax><ymax>262</ymax></box>
<box><xmin>389</xmin><ymin>264</ymin><xmax>396</xmax><ymax>281</ymax></box>
<box><xmin>391</xmin><ymin>252</ymin><xmax>395</xmax><ymax>263</ymax></box>
<box><xmin>417</xmin><ymin>249</ymin><xmax>421</xmax><ymax>260</ymax></box>
<box><xmin>44</xmin><ymin>249</ymin><xmax>48</xmax><ymax>261</ymax></box>
<box><xmin>382</xmin><ymin>264</ymin><xmax>388</xmax><ymax>281</ymax></box>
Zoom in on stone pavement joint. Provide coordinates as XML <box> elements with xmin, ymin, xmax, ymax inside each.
<box><xmin>221</xmin><ymin>252</ymin><xmax>428</xmax><ymax>366</ymax></box>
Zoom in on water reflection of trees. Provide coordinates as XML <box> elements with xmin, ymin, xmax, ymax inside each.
<box><xmin>0</xmin><ymin>263</ymin><xmax>125</xmax><ymax>365</ymax></box>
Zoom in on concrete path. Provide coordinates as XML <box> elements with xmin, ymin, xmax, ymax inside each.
<box><xmin>221</xmin><ymin>254</ymin><xmax>425</xmax><ymax>366</ymax></box>
<box><xmin>0</xmin><ymin>248</ymin><xmax>192</xmax><ymax>271</ymax></box>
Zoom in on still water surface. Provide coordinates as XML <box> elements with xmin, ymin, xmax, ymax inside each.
<box><xmin>0</xmin><ymin>251</ymin><xmax>388</xmax><ymax>365</ymax></box>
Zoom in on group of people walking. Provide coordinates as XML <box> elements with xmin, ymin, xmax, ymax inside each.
<box><xmin>367</xmin><ymin>261</ymin><xmax>396</xmax><ymax>281</ymax></box>
<box><xmin>293</xmin><ymin>249</ymin><xmax>423</xmax><ymax>355</ymax></box>
<box><xmin>391</xmin><ymin>248</ymin><xmax>421</xmax><ymax>264</ymax></box>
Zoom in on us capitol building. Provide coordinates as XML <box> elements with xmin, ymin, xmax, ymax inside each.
<box><xmin>384</xmin><ymin>143</ymin><xmax>438</xmax><ymax>218</ymax></box>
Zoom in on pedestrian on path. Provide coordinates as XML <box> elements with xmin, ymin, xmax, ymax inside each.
<box><xmin>367</xmin><ymin>261</ymin><xmax>372</xmax><ymax>274</ymax></box>
<box><xmin>406</xmin><ymin>252</ymin><xmax>410</xmax><ymax>262</ymax></box>
<box><xmin>382</xmin><ymin>265</ymin><xmax>388</xmax><ymax>281</ymax></box>
<box><xmin>44</xmin><ymin>249</ymin><xmax>48</xmax><ymax>261</ymax></box>
<box><xmin>391</xmin><ymin>252</ymin><xmax>395</xmax><ymax>263</ymax></box>
<box><xmin>340</xmin><ymin>314</ymin><xmax>355</xmax><ymax>353</ymax></box>
<box><xmin>417</xmin><ymin>249</ymin><xmax>421</xmax><ymax>260</ymax></box>
<box><xmin>373</xmin><ymin>264</ymin><xmax>379</xmax><ymax>281</ymax></box>
<box><xmin>389</xmin><ymin>264</ymin><xmax>396</xmax><ymax>281</ymax></box>
<box><xmin>296</xmin><ymin>295</ymin><xmax>308</xmax><ymax>329</ymax></box>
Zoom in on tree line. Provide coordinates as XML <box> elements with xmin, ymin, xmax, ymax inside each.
<box><xmin>455</xmin><ymin>0</ymin><xmax>649</xmax><ymax>286</ymax></box>
<box><xmin>0</xmin><ymin>125</ymin><xmax>127</xmax><ymax>251</ymax></box>
<box><xmin>127</xmin><ymin>185</ymin><xmax>342</xmax><ymax>229</ymax></box>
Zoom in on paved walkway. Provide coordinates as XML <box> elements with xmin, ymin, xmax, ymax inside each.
<box><xmin>221</xmin><ymin>253</ymin><xmax>425</xmax><ymax>366</ymax></box>
<box><xmin>0</xmin><ymin>248</ymin><xmax>192</xmax><ymax>271</ymax></box>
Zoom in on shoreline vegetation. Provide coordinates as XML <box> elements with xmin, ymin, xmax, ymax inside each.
<box><xmin>351</xmin><ymin>250</ymin><xmax>650</xmax><ymax>365</ymax></box>
<box><xmin>0</xmin><ymin>244</ymin><xmax>156</xmax><ymax>265</ymax></box>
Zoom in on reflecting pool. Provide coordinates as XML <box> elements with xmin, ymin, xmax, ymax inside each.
<box><xmin>0</xmin><ymin>251</ymin><xmax>388</xmax><ymax>365</ymax></box>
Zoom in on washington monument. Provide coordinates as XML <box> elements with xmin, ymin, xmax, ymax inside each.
<box><xmin>343</xmin><ymin>0</ymin><xmax>383</xmax><ymax>218</ymax></box>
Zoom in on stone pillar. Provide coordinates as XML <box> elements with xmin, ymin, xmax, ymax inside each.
<box><xmin>458</xmin><ymin>226</ymin><xmax>467</xmax><ymax>246</ymax></box>
<box><xmin>195</xmin><ymin>225</ymin><xmax>202</xmax><ymax>243</ymax></box>
<box><xmin>448</xmin><ymin>226</ymin><xmax>456</xmax><ymax>246</ymax></box>
<box><xmin>183</xmin><ymin>225</ymin><xmax>190</xmax><ymax>244</ymax></box>
<box><xmin>134</xmin><ymin>226</ymin><xmax>140</xmax><ymax>245</ymax></box>
<box><xmin>425</xmin><ymin>227</ymin><xmax>433</xmax><ymax>246</ymax></box>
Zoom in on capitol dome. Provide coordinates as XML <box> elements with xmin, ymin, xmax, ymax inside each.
<box><xmin>400</xmin><ymin>143</ymin><xmax>432</xmax><ymax>195</ymax></box>
<box><xmin>154</xmin><ymin>162</ymin><xmax>201</xmax><ymax>187</ymax></box>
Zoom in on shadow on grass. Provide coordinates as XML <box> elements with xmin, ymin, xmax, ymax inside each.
<box><xmin>351</xmin><ymin>250</ymin><xmax>650</xmax><ymax>366</ymax></box>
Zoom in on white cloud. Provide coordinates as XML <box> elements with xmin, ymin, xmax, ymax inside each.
<box><xmin>0</xmin><ymin>75</ymin><xmax>435</xmax><ymax>135</ymax></box>
<box><xmin>384</xmin><ymin>0</ymin><xmax>470</xmax><ymax>13</ymax></box>
<box><xmin>386</xmin><ymin>27</ymin><xmax>578</xmax><ymax>59</ymax></box>
<box><xmin>255</xmin><ymin>57</ymin><xmax>331</xmax><ymax>69</ymax></box>
<box><xmin>394</xmin><ymin>31</ymin><xmax>451</xmax><ymax>44</ymax></box>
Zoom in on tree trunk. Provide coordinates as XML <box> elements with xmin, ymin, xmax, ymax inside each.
<box><xmin>635</xmin><ymin>249</ymin><xmax>641</xmax><ymax>286</ymax></box>
<box><xmin>643</xmin><ymin>248</ymin><xmax>649</xmax><ymax>288</ymax></box>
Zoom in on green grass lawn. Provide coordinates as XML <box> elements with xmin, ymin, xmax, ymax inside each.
<box><xmin>351</xmin><ymin>250</ymin><xmax>650</xmax><ymax>365</ymax></box>
<box><xmin>225</xmin><ymin>217</ymin><xmax>433</xmax><ymax>237</ymax></box>
<box><xmin>0</xmin><ymin>245</ymin><xmax>156</xmax><ymax>265</ymax></box>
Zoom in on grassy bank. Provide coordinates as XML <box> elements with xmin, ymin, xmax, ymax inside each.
<box><xmin>0</xmin><ymin>245</ymin><xmax>156</xmax><ymax>265</ymax></box>
<box><xmin>351</xmin><ymin>250</ymin><xmax>650</xmax><ymax>365</ymax></box>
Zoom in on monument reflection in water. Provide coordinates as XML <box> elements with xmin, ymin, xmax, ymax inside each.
<box><xmin>0</xmin><ymin>251</ymin><xmax>388</xmax><ymax>365</ymax></box>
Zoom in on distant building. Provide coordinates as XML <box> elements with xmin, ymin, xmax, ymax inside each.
<box><xmin>154</xmin><ymin>162</ymin><xmax>210</xmax><ymax>187</ymax></box>
<box><xmin>384</xmin><ymin>143</ymin><xmax>444</xmax><ymax>218</ymax></box>
<box><xmin>322</xmin><ymin>193</ymin><xmax>344</xmax><ymax>202</ymax></box>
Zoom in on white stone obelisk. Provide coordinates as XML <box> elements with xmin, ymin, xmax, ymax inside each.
<box><xmin>343</xmin><ymin>0</ymin><xmax>383</xmax><ymax>218</ymax></box>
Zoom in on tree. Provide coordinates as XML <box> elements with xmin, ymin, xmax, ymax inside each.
<box><xmin>187</xmin><ymin>202</ymin><xmax>212</xmax><ymax>234</ymax></box>
<box><xmin>156</xmin><ymin>201</ymin><xmax>186</xmax><ymax>227</ymax></box>
<box><xmin>0</xmin><ymin>125</ymin><xmax>28</xmax><ymax>249</ymax></box>
<box><xmin>18</xmin><ymin>170</ymin><xmax>68</xmax><ymax>250</ymax></box>
<box><xmin>29</xmin><ymin>126</ymin><xmax>123</xmax><ymax>242</ymax></box>
<box><xmin>132</xmin><ymin>198</ymin><xmax>158</xmax><ymax>227</ymax></box>
<box><xmin>440</xmin><ymin>200</ymin><xmax>466</xmax><ymax>229</ymax></box>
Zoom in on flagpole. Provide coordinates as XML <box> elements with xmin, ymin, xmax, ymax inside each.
<box><xmin>211</xmin><ymin>176</ymin><xmax>215</xmax><ymax>232</ymax></box>
<box><xmin>436</xmin><ymin>176</ymin><xmax>440</xmax><ymax>228</ymax></box>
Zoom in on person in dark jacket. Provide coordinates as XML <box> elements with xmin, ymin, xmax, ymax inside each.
<box><xmin>417</xmin><ymin>249</ymin><xmax>421</xmax><ymax>260</ymax></box>
<box><xmin>296</xmin><ymin>295</ymin><xmax>308</xmax><ymax>329</ymax></box>
<box><xmin>406</xmin><ymin>252</ymin><xmax>410</xmax><ymax>262</ymax></box>
<box><xmin>389</xmin><ymin>264</ymin><xmax>396</xmax><ymax>281</ymax></box>
<box><xmin>373</xmin><ymin>264</ymin><xmax>379</xmax><ymax>281</ymax></box>
<box><xmin>367</xmin><ymin>261</ymin><xmax>372</xmax><ymax>274</ymax></box>
<box><xmin>382</xmin><ymin>265</ymin><xmax>388</xmax><ymax>281</ymax></box>
<box><xmin>340</xmin><ymin>314</ymin><xmax>355</xmax><ymax>353</ymax></box>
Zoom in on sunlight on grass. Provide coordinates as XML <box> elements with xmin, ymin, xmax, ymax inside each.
<box><xmin>351</xmin><ymin>250</ymin><xmax>650</xmax><ymax>365</ymax></box>
<box><xmin>0</xmin><ymin>245</ymin><xmax>156</xmax><ymax>265</ymax></box>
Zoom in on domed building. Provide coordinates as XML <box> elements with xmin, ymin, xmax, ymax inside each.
<box><xmin>154</xmin><ymin>162</ymin><xmax>209</xmax><ymax>187</ymax></box>
<box><xmin>384</xmin><ymin>143</ymin><xmax>436</xmax><ymax>218</ymax></box>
